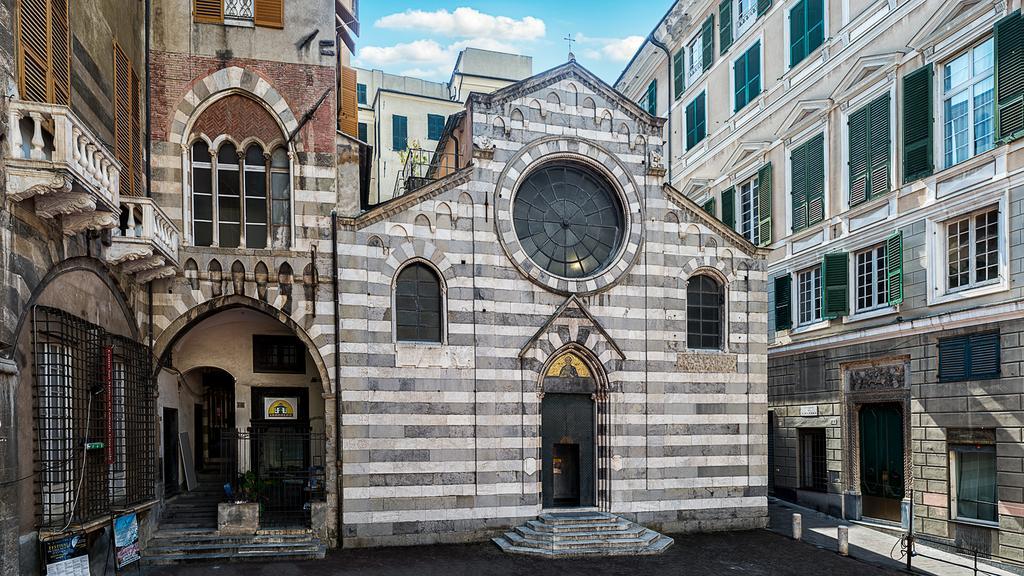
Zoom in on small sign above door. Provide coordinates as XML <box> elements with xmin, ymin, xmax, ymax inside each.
<box><xmin>800</xmin><ymin>405</ymin><xmax>819</xmax><ymax>417</ymax></box>
<box><xmin>264</xmin><ymin>397</ymin><xmax>298</xmax><ymax>420</ymax></box>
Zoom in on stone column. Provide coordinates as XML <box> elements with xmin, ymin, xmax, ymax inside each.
<box><xmin>0</xmin><ymin>357</ymin><xmax>20</xmax><ymax>576</ymax></box>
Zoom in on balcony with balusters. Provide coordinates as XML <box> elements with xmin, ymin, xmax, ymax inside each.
<box><xmin>6</xmin><ymin>100</ymin><xmax>121</xmax><ymax>235</ymax></box>
<box><xmin>108</xmin><ymin>197</ymin><xmax>181</xmax><ymax>283</ymax></box>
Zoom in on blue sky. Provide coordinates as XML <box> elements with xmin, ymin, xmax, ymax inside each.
<box><xmin>354</xmin><ymin>1</ymin><xmax>672</xmax><ymax>85</ymax></box>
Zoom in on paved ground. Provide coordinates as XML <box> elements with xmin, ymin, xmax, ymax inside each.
<box><xmin>144</xmin><ymin>529</ymin><xmax>898</xmax><ymax>576</ymax></box>
<box><xmin>768</xmin><ymin>498</ymin><xmax>1018</xmax><ymax>576</ymax></box>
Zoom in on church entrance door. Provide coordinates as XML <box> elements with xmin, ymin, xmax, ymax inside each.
<box><xmin>541</xmin><ymin>352</ymin><xmax>598</xmax><ymax>508</ymax></box>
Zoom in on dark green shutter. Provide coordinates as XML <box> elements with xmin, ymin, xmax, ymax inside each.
<box><xmin>646</xmin><ymin>80</ymin><xmax>658</xmax><ymax>116</ymax></box>
<box><xmin>685</xmin><ymin>98</ymin><xmax>696</xmax><ymax>149</ymax></box>
<box><xmin>822</xmin><ymin>252</ymin><xmax>849</xmax><ymax>318</ymax></box>
<box><xmin>774</xmin><ymin>275</ymin><xmax>792</xmax><ymax>331</ymax></box>
<box><xmin>868</xmin><ymin>93</ymin><xmax>891</xmax><ymax>197</ymax></box>
<box><xmin>757</xmin><ymin>0</ymin><xmax>772</xmax><ymax>18</ymax></box>
<box><xmin>673</xmin><ymin>49</ymin><xmax>685</xmax><ymax>99</ymax></box>
<box><xmin>848</xmin><ymin>105</ymin><xmax>869</xmax><ymax>206</ymax></box>
<box><xmin>790</xmin><ymin>0</ymin><xmax>807</xmax><ymax>68</ymax></box>
<box><xmin>734</xmin><ymin>50</ymin><xmax>746</xmax><ymax>112</ymax></box>
<box><xmin>995</xmin><ymin>10</ymin><xmax>1024</xmax><ymax>143</ymax></box>
<box><xmin>719</xmin><ymin>0</ymin><xmax>733</xmax><ymax>54</ymax></box>
<box><xmin>791</xmin><ymin>138</ymin><xmax>807</xmax><ymax>231</ymax></box>
<box><xmin>938</xmin><ymin>336</ymin><xmax>968</xmax><ymax>381</ymax></box>
<box><xmin>702</xmin><ymin>15</ymin><xmax>715</xmax><ymax>70</ymax></box>
<box><xmin>969</xmin><ymin>332</ymin><xmax>1001</xmax><ymax>379</ymax></box>
<box><xmin>885</xmin><ymin>231</ymin><xmax>903</xmax><ymax>306</ymax></box>
<box><xmin>757</xmin><ymin>162</ymin><xmax>772</xmax><ymax>246</ymax></box>
<box><xmin>703</xmin><ymin>198</ymin><xmax>716</xmax><ymax>216</ymax></box>
<box><xmin>806</xmin><ymin>0</ymin><xmax>824</xmax><ymax>60</ymax></box>
<box><xmin>392</xmin><ymin>115</ymin><xmax>407</xmax><ymax>151</ymax></box>
<box><xmin>722</xmin><ymin>187</ymin><xmax>736</xmax><ymax>229</ymax></box>
<box><xmin>806</xmin><ymin>133</ymin><xmax>825</xmax><ymax>225</ymax></box>
<box><xmin>902</xmin><ymin>64</ymin><xmax>933</xmax><ymax>183</ymax></box>
<box><xmin>695</xmin><ymin>92</ymin><xmax>706</xmax><ymax>144</ymax></box>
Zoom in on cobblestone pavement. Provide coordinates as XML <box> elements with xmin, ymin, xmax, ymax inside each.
<box><xmin>144</xmin><ymin>528</ymin><xmax>900</xmax><ymax>575</ymax></box>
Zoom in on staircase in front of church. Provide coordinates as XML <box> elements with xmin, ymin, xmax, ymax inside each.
<box><xmin>493</xmin><ymin>511</ymin><xmax>674</xmax><ymax>557</ymax></box>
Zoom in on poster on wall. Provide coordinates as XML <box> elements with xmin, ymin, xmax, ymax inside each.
<box><xmin>43</xmin><ymin>533</ymin><xmax>89</xmax><ymax>576</ymax></box>
<box><xmin>113</xmin><ymin>512</ymin><xmax>141</xmax><ymax>570</ymax></box>
<box><xmin>264</xmin><ymin>397</ymin><xmax>298</xmax><ymax>420</ymax></box>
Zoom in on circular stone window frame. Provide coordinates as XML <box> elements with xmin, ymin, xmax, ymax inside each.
<box><xmin>494</xmin><ymin>137</ymin><xmax>644</xmax><ymax>295</ymax></box>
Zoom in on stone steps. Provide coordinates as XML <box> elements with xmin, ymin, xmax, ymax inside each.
<box><xmin>493</xmin><ymin>511</ymin><xmax>674</xmax><ymax>557</ymax></box>
<box><xmin>142</xmin><ymin>529</ymin><xmax>326</xmax><ymax>565</ymax></box>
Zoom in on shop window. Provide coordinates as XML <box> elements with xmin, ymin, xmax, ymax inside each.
<box><xmin>949</xmin><ymin>429</ymin><xmax>997</xmax><ymax>524</ymax></box>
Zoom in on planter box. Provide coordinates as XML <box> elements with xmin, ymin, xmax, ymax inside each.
<box><xmin>218</xmin><ymin>502</ymin><xmax>259</xmax><ymax>535</ymax></box>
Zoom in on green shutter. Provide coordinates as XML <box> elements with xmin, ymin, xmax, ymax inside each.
<box><xmin>995</xmin><ymin>10</ymin><xmax>1024</xmax><ymax>143</ymax></box>
<box><xmin>806</xmin><ymin>0</ymin><xmax>824</xmax><ymax>59</ymax></box>
<box><xmin>806</xmin><ymin>133</ymin><xmax>825</xmax><ymax>225</ymax></box>
<box><xmin>969</xmin><ymin>332</ymin><xmax>1001</xmax><ymax>380</ymax></box>
<box><xmin>790</xmin><ymin>0</ymin><xmax>807</xmax><ymax>68</ymax></box>
<box><xmin>848</xmin><ymin>105</ymin><xmax>869</xmax><ymax>206</ymax></box>
<box><xmin>686</xmin><ymin>97</ymin><xmax>696</xmax><ymax>149</ymax></box>
<box><xmin>902</xmin><ymin>64</ymin><xmax>933</xmax><ymax>182</ymax></box>
<box><xmin>757</xmin><ymin>162</ymin><xmax>773</xmax><ymax>246</ymax></box>
<box><xmin>822</xmin><ymin>252</ymin><xmax>849</xmax><ymax>318</ymax></box>
<box><xmin>702</xmin><ymin>15</ymin><xmax>715</xmax><ymax>70</ymax></box>
<box><xmin>791</xmin><ymin>139</ymin><xmax>807</xmax><ymax>232</ymax></box>
<box><xmin>757</xmin><ymin>0</ymin><xmax>772</xmax><ymax>18</ymax></box>
<box><xmin>938</xmin><ymin>336</ymin><xmax>968</xmax><ymax>381</ymax></box>
<box><xmin>392</xmin><ymin>115</ymin><xmax>407</xmax><ymax>151</ymax></box>
<box><xmin>703</xmin><ymin>198</ymin><xmax>716</xmax><ymax>216</ymax></box>
<box><xmin>721</xmin><ymin>187</ymin><xmax>736</xmax><ymax>229</ymax></box>
<box><xmin>646</xmin><ymin>79</ymin><xmax>658</xmax><ymax>116</ymax></box>
<box><xmin>719</xmin><ymin>0</ymin><xmax>733</xmax><ymax>55</ymax></box>
<box><xmin>886</xmin><ymin>231</ymin><xmax>903</xmax><ymax>306</ymax></box>
<box><xmin>868</xmin><ymin>93</ymin><xmax>891</xmax><ymax>197</ymax></box>
<box><xmin>696</xmin><ymin>92</ymin><xmax>706</xmax><ymax>144</ymax></box>
<box><xmin>673</xmin><ymin>49</ymin><xmax>685</xmax><ymax>99</ymax></box>
<box><xmin>774</xmin><ymin>275</ymin><xmax>792</xmax><ymax>331</ymax></box>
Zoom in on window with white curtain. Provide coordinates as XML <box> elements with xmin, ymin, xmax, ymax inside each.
<box><xmin>943</xmin><ymin>37</ymin><xmax>994</xmax><ymax>168</ymax></box>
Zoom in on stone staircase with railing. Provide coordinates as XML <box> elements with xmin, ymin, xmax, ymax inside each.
<box><xmin>493</xmin><ymin>511</ymin><xmax>674</xmax><ymax>557</ymax></box>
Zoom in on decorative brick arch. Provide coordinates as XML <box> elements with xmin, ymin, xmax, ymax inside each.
<box><xmin>681</xmin><ymin>257</ymin><xmax>739</xmax><ymax>285</ymax></box>
<box><xmin>168</xmin><ymin>66</ymin><xmax>299</xmax><ymax>147</ymax></box>
<box><xmin>381</xmin><ymin>239</ymin><xmax>455</xmax><ymax>285</ymax></box>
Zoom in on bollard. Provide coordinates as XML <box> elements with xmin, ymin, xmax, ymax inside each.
<box><xmin>838</xmin><ymin>526</ymin><xmax>849</xmax><ymax>556</ymax></box>
<box><xmin>793</xmin><ymin>513</ymin><xmax>802</xmax><ymax>541</ymax></box>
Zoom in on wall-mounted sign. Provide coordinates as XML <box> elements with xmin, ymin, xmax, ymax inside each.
<box><xmin>43</xmin><ymin>533</ymin><xmax>88</xmax><ymax>576</ymax></box>
<box><xmin>264</xmin><ymin>397</ymin><xmax>298</xmax><ymax>420</ymax></box>
<box><xmin>799</xmin><ymin>405</ymin><xmax>819</xmax><ymax>417</ymax></box>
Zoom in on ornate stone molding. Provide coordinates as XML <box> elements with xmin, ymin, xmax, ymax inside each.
<box><xmin>105</xmin><ymin>242</ymin><xmax>155</xmax><ymax>266</ymax></box>
<box><xmin>135</xmin><ymin>265</ymin><xmax>177</xmax><ymax>284</ymax></box>
<box><xmin>120</xmin><ymin>255</ymin><xmax>166</xmax><ymax>274</ymax></box>
<box><xmin>61</xmin><ymin>210</ymin><xmax>118</xmax><ymax>236</ymax></box>
<box><xmin>36</xmin><ymin>189</ymin><xmax>96</xmax><ymax>219</ymax></box>
<box><xmin>7</xmin><ymin>170</ymin><xmax>72</xmax><ymax>202</ymax></box>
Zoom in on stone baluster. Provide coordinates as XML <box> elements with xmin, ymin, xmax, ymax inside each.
<box><xmin>71</xmin><ymin>127</ymin><xmax>82</xmax><ymax>166</ymax></box>
<box><xmin>9</xmin><ymin>108</ymin><xmax>23</xmax><ymax>159</ymax></box>
<box><xmin>100</xmin><ymin>158</ymin><xmax>111</xmax><ymax>194</ymax></box>
<box><xmin>85</xmin><ymin>143</ymin><xmax>98</xmax><ymax>180</ymax></box>
<box><xmin>28</xmin><ymin>112</ymin><xmax>46</xmax><ymax>161</ymax></box>
<box><xmin>124</xmin><ymin>202</ymin><xmax>137</xmax><ymax>238</ymax></box>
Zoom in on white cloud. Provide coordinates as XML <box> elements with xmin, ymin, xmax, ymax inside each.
<box><xmin>376</xmin><ymin>7</ymin><xmax>546</xmax><ymax>41</ymax></box>
<box><xmin>356</xmin><ymin>37</ymin><xmax>522</xmax><ymax>80</ymax></box>
<box><xmin>576</xmin><ymin>34</ymin><xmax>645</xmax><ymax>63</ymax></box>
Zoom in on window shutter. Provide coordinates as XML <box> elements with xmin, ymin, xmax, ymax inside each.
<box><xmin>113</xmin><ymin>42</ymin><xmax>134</xmax><ymax>196</ymax></box>
<box><xmin>806</xmin><ymin>133</ymin><xmax>825</xmax><ymax>225</ymax></box>
<box><xmin>868</xmin><ymin>93</ymin><xmax>891</xmax><ymax>197</ymax></box>
<box><xmin>774</xmin><ymin>275</ymin><xmax>792</xmax><ymax>331</ymax></box>
<box><xmin>822</xmin><ymin>252</ymin><xmax>849</xmax><ymax>318</ymax></box>
<box><xmin>885</xmin><ymin>230</ymin><xmax>903</xmax><ymax>306</ymax></box>
<box><xmin>719</xmin><ymin>0</ymin><xmax>733</xmax><ymax>55</ymax></box>
<box><xmin>646</xmin><ymin>80</ymin><xmax>658</xmax><ymax>116</ymax></box>
<box><xmin>757</xmin><ymin>0</ymin><xmax>772</xmax><ymax>18</ymax></box>
<box><xmin>733</xmin><ymin>50</ymin><xmax>746</xmax><ymax>112</ymax></box>
<box><xmin>807</xmin><ymin>0</ymin><xmax>824</xmax><ymax>54</ymax></box>
<box><xmin>757</xmin><ymin>162</ymin><xmax>773</xmax><ymax>246</ymax></box>
<box><xmin>254</xmin><ymin>0</ymin><xmax>284</xmax><ymax>28</ymax></box>
<box><xmin>673</xmin><ymin>49</ymin><xmax>685</xmax><ymax>99</ymax></box>
<box><xmin>791</xmin><ymin>139</ymin><xmax>807</xmax><ymax>232</ymax></box>
<box><xmin>938</xmin><ymin>336</ymin><xmax>968</xmax><ymax>381</ymax></box>
<box><xmin>790</xmin><ymin>0</ymin><xmax>807</xmax><ymax>68</ymax></box>
<box><xmin>702</xmin><ymin>15</ymin><xmax>715</xmax><ymax>70</ymax></box>
<box><xmin>193</xmin><ymin>0</ymin><xmax>223</xmax><ymax>23</ymax></box>
<box><xmin>392</xmin><ymin>116</ymin><xmax>407</xmax><ymax>151</ymax></box>
<box><xmin>685</xmin><ymin>99</ymin><xmax>695</xmax><ymax>149</ymax></box>
<box><xmin>703</xmin><ymin>198</ymin><xmax>716</xmax><ymax>216</ymax></box>
<box><xmin>901</xmin><ymin>64</ymin><xmax>933</xmax><ymax>182</ymax></box>
<box><xmin>49</xmin><ymin>0</ymin><xmax>70</xmax><ymax>106</ymax></box>
<box><xmin>130</xmin><ymin>69</ymin><xmax>142</xmax><ymax>196</ymax></box>
<box><xmin>721</xmin><ymin>187</ymin><xmax>736</xmax><ymax>229</ymax></box>
<box><xmin>995</xmin><ymin>10</ymin><xmax>1024</xmax><ymax>143</ymax></box>
<box><xmin>969</xmin><ymin>332</ymin><xmax>1001</xmax><ymax>380</ymax></box>
<box><xmin>339</xmin><ymin>66</ymin><xmax>359</xmax><ymax>138</ymax></box>
<box><xmin>695</xmin><ymin>92</ymin><xmax>706</xmax><ymax>143</ymax></box>
<box><xmin>848</xmin><ymin>105</ymin><xmax>869</xmax><ymax>206</ymax></box>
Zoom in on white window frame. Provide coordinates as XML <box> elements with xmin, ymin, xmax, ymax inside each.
<box><xmin>949</xmin><ymin>442</ymin><xmax>999</xmax><ymax>527</ymax></box>
<box><xmin>797</xmin><ymin>265</ymin><xmax>822</xmax><ymax>326</ymax></box>
<box><xmin>686</xmin><ymin>30</ymin><xmax>704</xmax><ymax>88</ymax></box>
<box><xmin>730</xmin><ymin>35</ymin><xmax>765</xmax><ymax>118</ymax></box>
<box><xmin>737</xmin><ymin>174</ymin><xmax>760</xmax><ymax>246</ymax></box>
<box><xmin>925</xmin><ymin>194</ymin><xmax>1009</xmax><ymax>306</ymax></box>
<box><xmin>734</xmin><ymin>0</ymin><xmax>759</xmax><ymax>40</ymax></box>
<box><xmin>837</xmin><ymin>81</ymin><xmax>896</xmax><ymax>213</ymax></box>
<box><xmin>939</xmin><ymin>36</ymin><xmax>995</xmax><ymax>170</ymax></box>
<box><xmin>784</xmin><ymin>127</ymin><xmax>831</xmax><ymax>235</ymax></box>
<box><xmin>945</xmin><ymin>205</ymin><xmax>1000</xmax><ymax>293</ymax></box>
<box><xmin>853</xmin><ymin>243</ymin><xmax>889</xmax><ymax>313</ymax></box>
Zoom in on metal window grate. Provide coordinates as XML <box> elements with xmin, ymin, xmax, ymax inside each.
<box><xmin>32</xmin><ymin>306</ymin><xmax>154</xmax><ymax>531</ymax></box>
<box><xmin>224</xmin><ymin>0</ymin><xmax>254</xmax><ymax>19</ymax></box>
<box><xmin>799</xmin><ymin>428</ymin><xmax>828</xmax><ymax>492</ymax></box>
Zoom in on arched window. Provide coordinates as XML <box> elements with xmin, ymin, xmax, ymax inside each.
<box><xmin>244</xmin><ymin>144</ymin><xmax>268</xmax><ymax>249</ymax></box>
<box><xmin>270</xmin><ymin>147</ymin><xmax>291</xmax><ymax>248</ymax></box>
<box><xmin>687</xmin><ymin>274</ymin><xmax>724</xmax><ymax>349</ymax></box>
<box><xmin>191</xmin><ymin>142</ymin><xmax>214</xmax><ymax>246</ymax></box>
<box><xmin>217</xmin><ymin>143</ymin><xmax>241</xmax><ymax>248</ymax></box>
<box><xmin>395</xmin><ymin>262</ymin><xmax>443</xmax><ymax>343</ymax></box>
<box><xmin>188</xmin><ymin>140</ymin><xmax>291</xmax><ymax>249</ymax></box>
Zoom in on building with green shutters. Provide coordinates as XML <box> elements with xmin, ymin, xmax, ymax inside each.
<box><xmin>618</xmin><ymin>0</ymin><xmax>1024</xmax><ymax>561</ymax></box>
